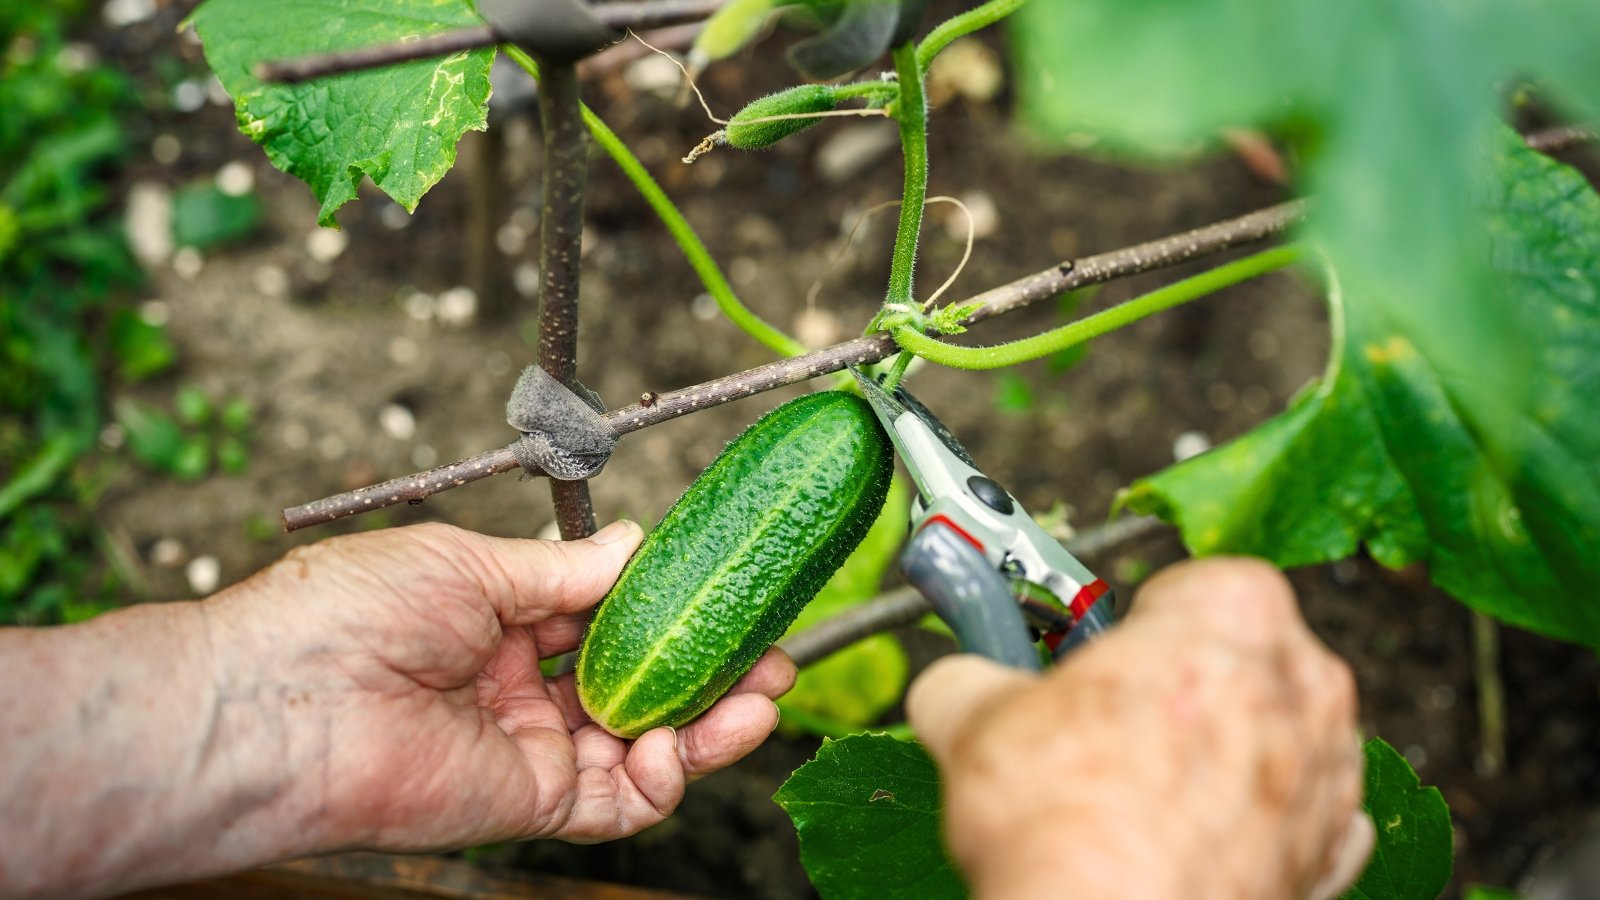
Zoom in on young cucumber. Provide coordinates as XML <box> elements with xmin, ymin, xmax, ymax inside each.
<box><xmin>724</xmin><ymin>84</ymin><xmax>839</xmax><ymax>150</ymax></box>
<box><xmin>577</xmin><ymin>391</ymin><xmax>893</xmax><ymax>738</ymax></box>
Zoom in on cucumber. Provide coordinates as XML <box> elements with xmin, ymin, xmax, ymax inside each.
<box><xmin>724</xmin><ymin>84</ymin><xmax>839</xmax><ymax>150</ymax></box>
<box><xmin>577</xmin><ymin>391</ymin><xmax>893</xmax><ymax>738</ymax></box>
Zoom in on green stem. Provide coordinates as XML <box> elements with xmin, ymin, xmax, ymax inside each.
<box><xmin>917</xmin><ymin>0</ymin><xmax>1029</xmax><ymax>69</ymax></box>
<box><xmin>504</xmin><ymin>46</ymin><xmax>805</xmax><ymax>359</ymax></box>
<box><xmin>832</xmin><ymin>80</ymin><xmax>899</xmax><ymax>103</ymax></box>
<box><xmin>880</xmin><ymin>350</ymin><xmax>915</xmax><ymax>391</ymax></box>
<box><xmin>884</xmin><ymin>41</ymin><xmax>928</xmax><ymax>312</ymax></box>
<box><xmin>895</xmin><ymin>245</ymin><xmax>1301</xmax><ymax>370</ymax></box>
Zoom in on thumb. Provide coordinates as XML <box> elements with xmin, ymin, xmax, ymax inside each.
<box><xmin>464</xmin><ymin>520</ymin><xmax>645</xmax><ymax>625</ymax></box>
<box><xmin>908</xmin><ymin>654</ymin><xmax>1035</xmax><ymax>764</ymax></box>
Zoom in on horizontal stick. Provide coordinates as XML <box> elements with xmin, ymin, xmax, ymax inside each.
<box><xmin>1524</xmin><ymin>124</ymin><xmax>1597</xmax><ymax>154</ymax></box>
<box><xmin>255</xmin><ymin>0</ymin><xmax>726</xmax><ymax>83</ymax></box>
<box><xmin>256</xmin><ymin>27</ymin><xmax>496</xmax><ymax>83</ymax></box>
<box><xmin>281</xmin><ymin>201</ymin><xmax>1305</xmax><ymax>531</ymax></box>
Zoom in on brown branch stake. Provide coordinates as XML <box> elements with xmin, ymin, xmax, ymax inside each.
<box><xmin>536</xmin><ymin>60</ymin><xmax>598</xmax><ymax>540</ymax></box>
<box><xmin>253</xmin><ymin>0</ymin><xmax>728</xmax><ymax>83</ymax></box>
<box><xmin>281</xmin><ymin>201</ymin><xmax>1307</xmax><ymax>531</ymax></box>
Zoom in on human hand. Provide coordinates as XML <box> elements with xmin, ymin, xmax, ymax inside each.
<box><xmin>908</xmin><ymin>558</ymin><xmax>1371</xmax><ymax>900</ymax></box>
<box><xmin>207</xmin><ymin>521</ymin><xmax>795</xmax><ymax>853</ymax></box>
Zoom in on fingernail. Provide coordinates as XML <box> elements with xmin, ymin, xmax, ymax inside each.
<box><xmin>665</xmin><ymin>725</ymin><xmax>679</xmax><ymax>752</ymax></box>
<box><xmin>588</xmin><ymin>520</ymin><xmax>636</xmax><ymax>545</ymax></box>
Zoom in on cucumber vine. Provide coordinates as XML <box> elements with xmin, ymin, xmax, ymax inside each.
<box><xmin>184</xmin><ymin>0</ymin><xmax>1600</xmax><ymax>894</ymax></box>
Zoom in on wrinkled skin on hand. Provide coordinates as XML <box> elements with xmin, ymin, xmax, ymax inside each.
<box><xmin>909</xmin><ymin>558</ymin><xmax>1372</xmax><ymax>900</ymax></box>
<box><xmin>208</xmin><ymin>520</ymin><xmax>796</xmax><ymax>851</ymax></box>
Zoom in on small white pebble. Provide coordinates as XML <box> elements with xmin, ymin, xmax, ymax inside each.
<box><xmin>379</xmin><ymin>203</ymin><xmax>412</xmax><ymax>231</ymax></box>
<box><xmin>216</xmin><ymin>161</ymin><xmax>254</xmax><ymax>196</ymax></box>
<box><xmin>496</xmin><ymin>223</ymin><xmax>526</xmax><ymax>255</ymax></box>
<box><xmin>436</xmin><ymin>287</ymin><xmax>477</xmax><ymax>326</ymax></box>
<box><xmin>171</xmin><ymin>79</ymin><xmax>206</xmax><ymax>113</ymax></box>
<box><xmin>729</xmin><ymin>257</ymin><xmax>759</xmax><ymax>287</ymax></box>
<box><xmin>793</xmin><ymin>307</ymin><xmax>842</xmax><ymax>349</ymax></box>
<box><xmin>691</xmin><ymin>293</ymin><xmax>719</xmax><ymax>321</ymax></box>
<box><xmin>411</xmin><ymin>444</ymin><xmax>439</xmax><ymax>468</ymax></box>
<box><xmin>306</xmin><ymin>228</ymin><xmax>348</xmax><ymax>263</ymax></box>
<box><xmin>172</xmin><ymin>247</ymin><xmax>204</xmax><ymax>279</ymax></box>
<box><xmin>103</xmin><ymin>0</ymin><xmax>156</xmax><ymax>27</ymax></box>
<box><xmin>185</xmin><ymin>554</ymin><xmax>220</xmax><ymax>595</ymax></box>
<box><xmin>252</xmin><ymin>265</ymin><xmax>289</xmax><ymax>298</ymax></box>
<box><xmin>318</xmin><ymin>433</ymin><xmax>347</xmax><ymax>461</ymax></box>
<box><xmin>379</xmin><ymin>403</ymin><xmax>417</xmax><ymax>441</ymax></box>
<box><xmin>139</xmin><ymin>300</ymin><xmax>171</xmax><ymax>326</ymax></box>
<box><xmin>402</xmin><ymin>291</ymin><xmax>436</xmax><ymax>322</ymax></box>
<box><xmin>514</xmin><ymin>263</ymin><xmax>541</xmax><ymax>298</ymax></box>
<box><xmin>536</xmin><ymin>521</ymin><xmax>562</xmax><ymax>542</ymax></box>
<box><xmin>388</xmin><ymin>336</ymin><xmax>422</xmax><ymax>366</ymax></box>
<box><xmin>186</xmin><ymin>555</ymin><xmax>221</xmax><ymax>595</ymax></box>
<box><xmin>1240</xmin><ymin>385</ymin><xmax>1273</xmax><ymax>415</ymax></box>
<box><xmin>950</xmin><ymin>190</ymin><xmax>999</xmax><ymax>241</ymax></box>
<box><xmin>280</xmin><ymin>422</ymin><xmax>311</xmax><ymax>450</ymax></box>
<box><xmin>151</xmin><ymin>538</ymin><xmax>185</xmax><ymax>568</ymax></box>
<box><xmin>206</xmin><ymin>76</ymin><xmax>231</xmax><ymax>107</ymax></box>
<box><xmin>151</xmin><ymin>134</ymin><xmax>182</xmax><ymax>165</ymax></box>
<box><xmin>926</xmin><ymin>38</ymin><xmax>1003</xmax><ymax>103</ymax></box>
<box><xmin>56</xmin><ymin>43</ymin><xmax>98</xmax><ymax>72</ymax></box>
<box><xmin>1403</xmin><ymin>745</ymin><xmax>1428</xmax><ymax>770</ymax></box>
<box><xmin>623</xmin><ymin>54</ymin><xmax>683</xmax><ymax>97</ymax></box>
<box><xmin>125</xmin><ymin>181</ymin><xmax>173</xmax><ymax>267</ymax></box>
<box><xmin>1172</xmin><ymin>431</ymin><xmax>1212</xmax><ymax>461</ymax></box>
<box><xmin>1247</xmin><ymin>329</ymin><xmax>1280</xmax><ymax>361</ymax></box>
<box><xmin>99</xmin><ymin>423</ymin><xmax>125</xmax><ymax>451</ymax></box>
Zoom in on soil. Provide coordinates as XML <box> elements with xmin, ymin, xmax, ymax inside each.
<box><xmin>91</xmin><ymin>3</ymin><xmax>1600</xmax><ymax>897</ymax></box>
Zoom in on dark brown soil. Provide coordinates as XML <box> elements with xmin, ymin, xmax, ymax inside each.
<box><xmin>93</xmin><ymin>3</ymin><xmax>1600</xmax><ymax>896</ymax></box>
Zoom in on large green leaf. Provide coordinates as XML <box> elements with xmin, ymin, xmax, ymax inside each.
<box><xmin>1009</xmin><ymin>1</ymin><xmax>1600</xmax><ymax>345</ymax></box>
<box><xmin>1341</xmin><ymin>738</ymin><xmax>1454</xmax><ymax>900</ymax></box>
<box><xmin>779</xmin><ymin>479</ymin><xmax>911</xmax><ymax>730</ymax></box>
<box><xmin>1124</xmin><ymin>136</ymin><xmax>1600</xmax><ymax>647</ymax></box>
<box><xmin>775</xmin><ymin>733</ymin><xmax>964</xmax><ymax>900</ymax></box>
<box><xmin>188</xmin><ymin>0</ymin><xmax>493</xmax><ymax>227</ymax></box>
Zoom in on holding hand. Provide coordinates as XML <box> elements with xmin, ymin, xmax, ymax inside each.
<box><xmin>212</xmin><ymin>520</ymin><xmax>796</xmax><ymax>849</ymax></box>
<box><xmin>0</xmin><ymin>521</ymin><xmax>794</xmax><ymax>898</ymax></box>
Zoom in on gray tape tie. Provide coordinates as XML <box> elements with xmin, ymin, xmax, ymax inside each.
<box><xmin>505</xmin><ymin>365</ymin><xmax>617</xmax><ymax>480</ymax></box>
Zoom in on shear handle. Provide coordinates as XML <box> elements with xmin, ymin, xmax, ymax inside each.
<box><xmin>901</xmin><ymin>522</ymin><xmax>1041</xmax><ymax>671</ymax></box>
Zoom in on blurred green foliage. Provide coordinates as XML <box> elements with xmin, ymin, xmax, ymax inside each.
<box><xmin>116</xmin><ymin>389</ymin><xmax>253</xmax><ymax>480</ymax></box>
<box><xmin>171</xmin><ymin>182</ymin><xmax>261</xmax><ymax>249</ymax></box>
<box><xmin>0</xmin><ymin>6</ymin><xmax>172</xmax><ymax>623</ymax></box>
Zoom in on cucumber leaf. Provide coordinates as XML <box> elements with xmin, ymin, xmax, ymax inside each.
<box><xmin>1341</xmin><ymin>738</ymin><xmax>1454</xmax><ymax>900</ymax></box>
<box><xmin>775</xmin><ymin>733</ymin><xmax>963</xmax><ymax>900</ymax></box>
<box><xmin>188</xmin><ymin>0</ymin><xmax>493</xmax><ymax>227</ymax></box>
<box><xmin>1124</xmin><ymin>136</ymin><xmax>1600</xmax><ymax>648</ymax></box>
<box><xmin>779</xmin><ymin>479</ymin><xmax>911</xmax><ymax>730</ymax></box>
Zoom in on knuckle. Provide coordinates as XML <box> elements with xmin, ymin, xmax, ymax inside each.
<box><xmin>1138</xmin><ymin>556</ymin><xmax>1299</xmax><ymax>628</ymax></box>
<box><xmin>1320</xmin><ymin>654</ymin><xmax>1360</xmax><ymax>721</ymax></box>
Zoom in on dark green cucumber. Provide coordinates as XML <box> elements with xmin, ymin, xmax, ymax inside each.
<box><xmin>577</xmin><ymin>391</ymin><xmax>893</xmax><ymax>738</ymax></box>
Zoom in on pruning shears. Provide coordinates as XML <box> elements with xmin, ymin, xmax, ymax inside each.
<box><xmin>849</xmin><ymin>367</ymin><xmax>1115</xmax><ymax>671</ymax></box>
